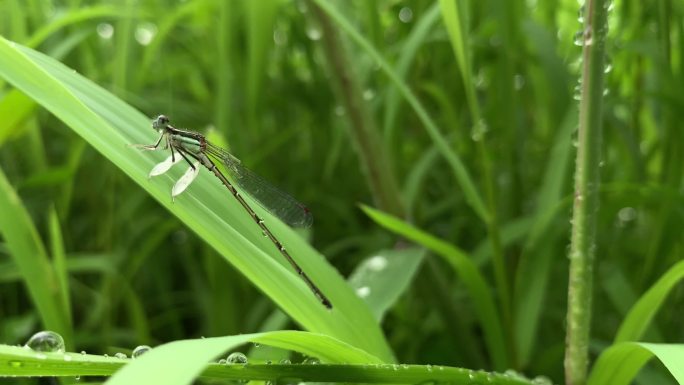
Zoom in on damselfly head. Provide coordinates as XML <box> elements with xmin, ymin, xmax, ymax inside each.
<box><xmin>152</xmin><ymin>115</ymin><xmax>170</xmax><ymax>131</ymax></box>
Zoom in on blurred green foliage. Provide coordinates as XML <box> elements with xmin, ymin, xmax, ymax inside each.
<box><xmin>0</xmin><ymin>0</ymin><xmax>683</xmax><ymax>384</ymax></box>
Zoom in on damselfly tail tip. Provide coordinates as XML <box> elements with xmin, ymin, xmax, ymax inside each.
<box><xmin>319</xmin><ymin>296</ymin><xmax>333</xmax><ymax>310</ymax></box>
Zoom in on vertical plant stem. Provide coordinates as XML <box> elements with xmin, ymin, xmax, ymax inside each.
<box><xmin>308</xmin><ymin>1</ymin><xmax>405</xmax><ymax>219</ymax></box>
<box><xmin>565</xmin><ymin>1</ymin><xmax>609</xmax><ymax>384</ymax></box>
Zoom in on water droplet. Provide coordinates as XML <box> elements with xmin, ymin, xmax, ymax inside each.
<box><xmin>392</xmin><ymin>364</ymin><xmax>398</xmax><ymax>370</ymax></box>
<box><xmin>514</xmin><ymin>74</ymin><xmax>525</xmax><ymax>90</ymax></box>
<box><xmin>273</xmin><ymin>28</ymin><xmax>287</xmax><ymax>46</ymax></box>
<box><xmin>306</xmin><ymin>25</ymin><xmax>322</xmax><ymax>41</ymax></box>
<box><xmin>583</xmin><ymin>27</ymin><xmax>593</xmax><ymax>45</ymax></box>
<box><xmin>218</xmin><ymin>358</ymin><xmax>227</xmax><ymax>364</ymax></box>
<box><xmin>80</xmin><ymin>351</ymin><xmax>86</xmax><ymax>355</ymax></box>
<box><xmin>475</xmin><ymin>69</ymin><xmax>490</xmax><ymax>89</ymax></box>
<box><xmin>132</xmin><ymin>345</ymin><xmax>151</xmax><ymax>358</ymax></box>
<box><xmin>398</xmin><ymin>7</ymin><xmax>413</xmax><ymax>23</ymax></box>
<box><xmin>334</xmin><ymin>105</ymin><xmax>345</xmax><ymax>116</ymax></box>
<box><xmin>573</xmin><ymin>84</ymin><xmax>582</xmax><ymax>101</ymax></box>
<box><xmin>426</xmin><ymin>364</ymin><xmax>433</xmax><ymax>372</ymax></box>
<box><xmin>75</xmin><ymin>375</ymin><xmax>81</xmax><ymax>381</ymax></box>
<box><xmin>114</xmin><ymin>352</ymin><xmax>127</xmax><ymax>359</ymax></box>
<box><xmin>504</xmin><ymin>369</ymin><xmax>527</xmax><ymax>379</ymax></box>
<box><xmin>618</xmin><ymin>207</ymin><xmax>637</xmax><ymax>222</ymax></box>
<box><xmin>363</xmin><ymin>89</ymin><xmax>375</xmax><ymax>100</ymax></box>
<box><xmin>25</xmin><ymin>331</ymin><xmax>65</xmax><ymax>353</ymax></box>
<box><xmin>471</xmin><ymin>120</ymin><xmax>488</xmax><ymax>142</ymax></box>
<box><xmin>303</xmin><ymin>357</ymin><xmax>320</xmax><ymax>365</ymax></box>
<box><xmin>355</xmin><ymin>286</ymin><xmax>371</xmax><ymax>298</ymax></box>
<box><xmin>604</xmin><ymin>57</ymin><xmax>613</xmax><ymax>73</ymax></box>
<box><xmin>367</xmin><ymin>255</ymin><xmax>388</xmax><ymax>271</ymax></box>
<box><xmin>468</xmin><ymin>370</ymin><xmax>476</xmax><ymax>380</ymax></box>
<box><xmin>573</xmin><ymin>30</ymin><xmax>584</xmax><ymax>46</ymax></box>
<box><xmin>401</xmin><ymin>364</ymin><xmax>409</xmax><ymax>369</ymax></box>
<box><xmin>9</xmin><ymin>361</ymin><xmax>23</xmax><ymax>368</ymax></box>
<box><xmin>577</xmin><ymin>5</ymin><xmax>585</xmax><ymax>23</ymax></box>
<box><xmin>280</xmin><ymin>358</ymin><xmax>291</xmax><ymax>364</ymax></box>
<box><xmin>135</xmin><ymin>22</ymin><xmax>157</xmax><ymax>46</ymax></box>
<box><xmin>603</xmin><ymin>88</ymin><xmax>610</xmax><ymax>96</ymax></box>
<box><xmin>227</xmin><ymin>352</ymin><xmax>248</xmax><ymax>364</ymax></box>
<box><xmin>266</xmin><ymin>360</ymin><xmax>273</xmax><ymax>365</ymax></box>
<box><xmin>253</xmin><ymin>343</ymin><xmax>260</xmax><ymax>348</ymax></box>
<box><xmin>532</xmin><ymin>375</ymin><xmax>553</xmax><ymax>385</ymax></box>
<box><xmin>96</xmin><ymin>23</ymin><xmax>114</xmax><ymax>39</ymax></box>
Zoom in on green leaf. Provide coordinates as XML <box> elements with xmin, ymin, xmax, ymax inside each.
<box><xmin>0</xmin><ymin>37</ymin><xmax>392</xmax><ymax>363</ymax></box>
<box><xmin>0</xmin><ymin>167</ymin><xmax>71</xmax><ymax>343</ymax></box>
<box><xmin>615</xmin><ymin>259</ymin><xmax>684</xmax><ymax>343</ymax></box>
<box><xmin>348</xmin><ymin>248</ymin><xmax>426</xmax><ymax>321</ymax></box>
<box><xmin>361</xmin><ymin>205</ymin><xmax>507</xmax><ymax>369</ymax></box>
<box><xmin>587</xmin><ymin>342</ymin><xmax>684</xmax><ymax>385</ymax></box>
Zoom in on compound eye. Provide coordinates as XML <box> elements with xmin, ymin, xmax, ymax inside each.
<box><xmin>152</xmin><ymin>114</ymin><xmax>170</xmax><ymax>130</ymax></box>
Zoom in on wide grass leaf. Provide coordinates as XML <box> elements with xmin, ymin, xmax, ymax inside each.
<box><xmin>615</xmin><ymin>259</ymin><xmax>684</xmax><ymax>343</ymax></box>
<box><xmin>0</xmin><ymin>37</ymin><xmax>392</xmax><ymax>362</ymax></box>
<box><xmin>587</xmin><ymin>342</ymin><xmax>684</xmax><ymax>385</ymax></box>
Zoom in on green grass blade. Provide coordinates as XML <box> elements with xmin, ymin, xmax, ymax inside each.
<box><xmin>0</xmin><ymin>167</ymin><xmax>71</xmax><ymax>342</ymax></box>
<box><xmin>615</xmin><ymin>259</ymin><xmax>684</xmax><ymax>343</ymax></box>
<box><xmin>587</xmin><ymin>342</ymin><xmax>684</xmax><ymax>385</ymax></box>
<box><xmin>24</xmin><ymin>5</ymin><xmax>123</xmax><ymax>48</ymax></box>
<box><xmin>47</xmin><ymin>206</ymin><xmax>72</xmax><ymax>341</ymax></box>
<box><xmin>361</xmin><ymin>205</ymin><xmax>507</xmax><ymax>369</ymax></box>
<box><xmin>0</xmin><ymin>37</ymin><xmax>392</xmax><ymax>362</ymax></box>
<box><xmin>0</xmin><ymin>332</ymin><xmax>533</xmax><ymax>384</ymax></box>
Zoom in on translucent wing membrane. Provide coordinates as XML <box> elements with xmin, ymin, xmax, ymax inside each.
<box><xmin>149</xmin><ymin>154</ymin><xmax>182</xmax><ymax>177</ymax></box>
<box><xmin>172</xmin><ymin>162</ymin><xmax>201</xmax><ymax>198</ymax></box>
<box><xmin>204</xmin><ymin>143</ymin><xmax>313</xmax><ymax>228</ymax></box>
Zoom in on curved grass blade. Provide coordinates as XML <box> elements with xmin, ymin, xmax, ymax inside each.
<box><xmin>587</xmin><ymin>342</ymin><xmax>684</xmax><ymax>385</ymax></box>
<box><xmin>0</xmin><ymin>168</ymin><xmax>72</xmax><ymax>347</ymax></box>
<box><xmin>361</xmin><ymin>205</ymin><xmax>507</xmax><ymax>369</ymax></box>
<box><xmin>615</xmin><ymin>259</ymin><xmax>684</xmax><ymax>343</ymax></box>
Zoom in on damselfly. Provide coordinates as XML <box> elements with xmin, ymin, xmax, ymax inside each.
<box><xmin>132</xmin><ymin>115</ymin><xmax>332</xmax><ymax>309</ymax></box>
